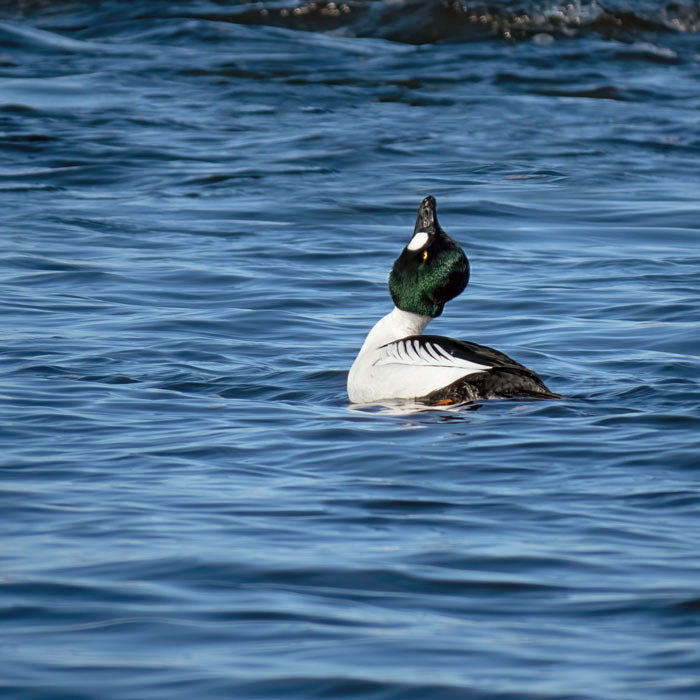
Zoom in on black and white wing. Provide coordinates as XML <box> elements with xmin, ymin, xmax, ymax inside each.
<box><xmin>374</xmin><ymin>334</ymin><xmax>513</xmax><ymax>374</ymax></box>
<box><xmin>374</xmin><ymin>335</ymin><xmax>556</xmax><ymax>402</ymax></box>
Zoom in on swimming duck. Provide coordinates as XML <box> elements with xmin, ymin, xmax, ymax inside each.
<box><xmin>347</xmin><ymin>195</ymin><xmax>557</xmax><ymax>405</ymax></box>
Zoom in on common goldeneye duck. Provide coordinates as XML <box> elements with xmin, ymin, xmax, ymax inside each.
<box><xmin>347</xmin><ymin>195</ymin><xmax>557</xmax><ymax>405</ymax></box>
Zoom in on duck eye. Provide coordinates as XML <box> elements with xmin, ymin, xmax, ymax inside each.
<box><xmin>422</xmin><ymin>250</ymin><xmax>428</xmax><ymax>261</ymax></box>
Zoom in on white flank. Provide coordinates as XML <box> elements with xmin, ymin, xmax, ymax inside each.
<box><xmin>347</xmin><ymin>307</ymin><xmax>490</xmax><ymax>404</ymax></box>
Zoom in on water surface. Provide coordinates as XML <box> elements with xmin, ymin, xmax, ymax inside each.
<box><xmin>2</xmin><ymin>2</ymin><xmax>700</xmax><ymax>698</ymax></box>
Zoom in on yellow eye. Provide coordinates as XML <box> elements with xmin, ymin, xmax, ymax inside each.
<box><xmin>422</xmin><ymin>250</ymin><xmax>428</xmax><ymax>261</ymax></box>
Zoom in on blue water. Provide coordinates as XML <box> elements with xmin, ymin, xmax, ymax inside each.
<box><xmin>2</xmin><ymin>1</ymin><xmax>700</xmax><ymax>698</ymax></box>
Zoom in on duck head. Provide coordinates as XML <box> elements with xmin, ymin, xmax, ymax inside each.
<box><xmin>389</xmin><ymin>195</ymin><xmax>469</xmax><ymax>318</ymax></box>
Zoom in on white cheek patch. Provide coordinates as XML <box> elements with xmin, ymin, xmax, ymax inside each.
<box><xmin>406</xmin><ymin>230</ymin><xmax>429</xmax><ymax>251</ymax></box>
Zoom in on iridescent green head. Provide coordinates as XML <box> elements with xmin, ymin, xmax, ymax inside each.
<box><xmin>389</xmin><ymin>195</ymin><xmax>469</xmax><ymax>318</ymax></box>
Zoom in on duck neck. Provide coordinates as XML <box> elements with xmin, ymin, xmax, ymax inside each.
<box><xmin>358</xmin><ymin>307</ymin><xmax>432</xmax><ymax>355</ymax></box>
